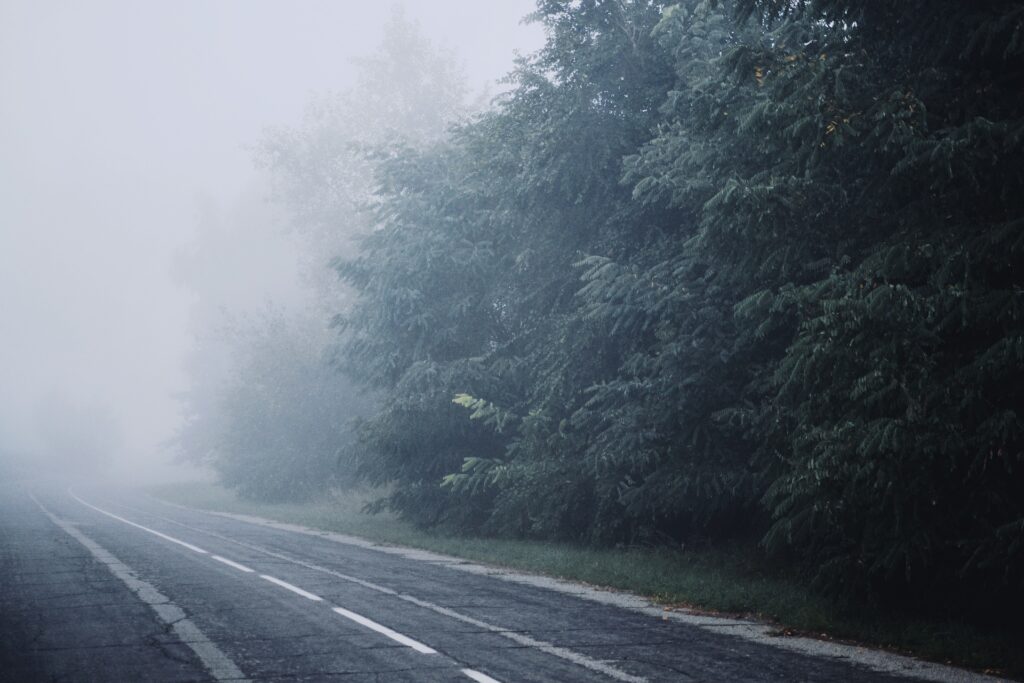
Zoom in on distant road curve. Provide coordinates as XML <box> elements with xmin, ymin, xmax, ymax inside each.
<box><xmin>0</xmin><ymin>482</ymin><xmax>1004</xmax><ymax>682</ymax></box>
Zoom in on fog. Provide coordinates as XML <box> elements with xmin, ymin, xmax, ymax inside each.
<box><xmin>1</xmin><ymin>5</ymin><xmax>1019</xmax><ymax>672</ymax></box>
<box><xmin>0</xmin><ymin>0</ymin><xmax>542</xmax><ymax>482</ymax></box>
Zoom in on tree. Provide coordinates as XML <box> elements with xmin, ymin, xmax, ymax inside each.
<box><xmin>635</xmin><ymin>0</ymin><xmax>1024</xmax><ymax>605</ymax></box>
<box><xmin>340</xmin><ymin>0</ymin><xmax>1024</xmax><ymax>615</ymax></box>
<box><xmin>208</xmin><ymin>309</ymin><xmax>364</xmax><ymax>502</ymax></box>
<box><xmin>177</xmin><ymin>10</ymin><xmax>472</xmax><ymax>503</ymax></box>
<box><xmin>257</xmin><ymin>7</ymin><xmax>470</xmax><ymax>312</ymax></box>
<box><xmin>337</xmin><ymin>0</ymin><xmax>702</xmax><ymax>540</ymax></box>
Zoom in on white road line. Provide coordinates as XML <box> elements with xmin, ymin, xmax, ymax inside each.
<box><xmin>114</xmin><ymin>500</ymin><xmax>646</xmax><ymax>682</ymax></box>
<box><xmin>29</xmin><ymin>494</ymin><xmax>249</xmax><ymax>682</ymax></box>
<box><xmin>144</xmin><ymin>495</ymin><xmax>1003</xmax><ymax>683</ymax></box>
<box><xmin>68</xmin><ymin>489</ymin><xmax>208</xmax><ymax>554</ymax></box>
<box><xmin>260</xmin><ymin>574</ymin><xmax>323</xmax><ymax>601</ymax></box>
<box><xmin>462</xmin><ymin>668</ymin><xmax>503</xmax><ymax>683</ymax></box>
<box><xmin>399</xmin><ymin>593</ymin><xmax>645</xmax><ymax>683</ymax></box>
<box><xmin>331</xmin><ymin>606</ymin><xmax>436</xmax><ymax>654</ymax></box>
<box><xmin>212</xmin><ymin>555</ymin><xmax>254</xmax><ymax>573</ymax></box>
<box><xmin>64</xmin><ymin>493</ymin><xmax>447</xmax><ymax>665</ymax></box>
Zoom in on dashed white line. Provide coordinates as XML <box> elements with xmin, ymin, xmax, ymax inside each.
<box><xmin>331</xmin><ymin>607</ymin><xmax>437</xmax><ymax>654</ymax></box>
<box><xmin>65</xmin><ymin>492</ymin><xmax>451</xmax><ymax>666</ymax></box>
<box><xmin>399</xmin><ymin>593</ymin><xmax>645</xmax><ymax>682</ymax></box>
<box><xmin>259</xmin><ymin>574</ymin><xmax>323</xmax><ymax>601</ymax></box>
<box><xmin>110</xmin><ymin>498</ymin><xmax>648</xmax><ymax>682</ymax></box>
<box><xmin>68</xmin><ymin>489</ymin><xmax>208</xmax><ymax>554</ymax></box>
<box><xmin>462</xmin><ymin>668</ymin><xmax>503</xmax><ymax>683</ymax></box>
<box><xmin>212</xmin><ymin>555</ymin><xmax>254</xmax><ymax>573</ymax></box>
<box><xmin>65</xmin><ymin>492</ymin><xmax>447</xmax><ymax>660</ymax></box>
<box><xmin>30</xmin><ymin>494</ymin><xmax>249</xmax><ymax>682</ymax></box>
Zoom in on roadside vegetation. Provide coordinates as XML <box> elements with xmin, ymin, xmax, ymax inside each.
<box><xmin>173</xmin><ymin>1</ymin><xmax>1024</xmax><ymax>676</ymax></box>
<box><xmin>151</xmin><ymin>482</ymin><xmax>1022</xmax><ymax>678</ymax></box>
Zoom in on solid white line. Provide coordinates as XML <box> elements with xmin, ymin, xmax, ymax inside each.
<box><xmin>211</xmin><ymin>555</ymin><xmax>254</xmax><ymax>573</ymax></box>
<box><xmin>68</xmin><ymin>489</ymin><xmax>208</xmax><ymax>554</ymax></box>
<box><xmin>260</xmin><ymin>574</ymin><xmax>322</xmax><ymax>601</ymax></box>
<box><xmin>331</xmin><ymin>606</ymin><xmax>436</xmax><ymax>654</ymax></box>
<box><xmin>462</xmin><ymin>669</ymin><xmax>503</xmax><ymax>683</ymax></box>
<box><xmin>29</xmin><ymin>494</ymin><xmax>249</xmax><ymax>682</ymax></box>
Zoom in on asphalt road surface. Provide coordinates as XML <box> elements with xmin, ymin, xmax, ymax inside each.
<box><xmin>0</xmin><ymin>483</ymin><xmax>998</xmax><ymax>682</ymax></box>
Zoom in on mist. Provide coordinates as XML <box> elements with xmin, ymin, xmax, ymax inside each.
<box><xmin>2</xmin><ymin>2</ymin><xmax>1021</xmax><ymax>676</ymax></box>
<box><xmin>0</xmin><ymin>0</ymin><xmax>542</xmax><ymax>483</ymax></box>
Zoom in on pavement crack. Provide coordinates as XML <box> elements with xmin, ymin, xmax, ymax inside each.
<box><xmin>151</xmin><ymin>637</ymin><xmax>198</xmax><ymax>668</ymax></box>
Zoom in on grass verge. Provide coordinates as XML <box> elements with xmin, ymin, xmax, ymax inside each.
<box><xmin>148</xmin><ymin>481</ymin><xmax>1022</xmax><ymax>679</ymax></box>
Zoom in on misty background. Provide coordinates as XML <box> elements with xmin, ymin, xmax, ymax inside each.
<box><xmin>0</xmin><ymin>0</ymin><xmax>542</xmax><ymax>480</ymax></box>
<box><xmin>3</xmin><ymin>0</ymin><xmax>1022</xmax><ymax>655</ymax></box>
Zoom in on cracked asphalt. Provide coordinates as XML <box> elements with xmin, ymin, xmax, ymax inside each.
<box><xmin>0</xmin><ymin>483</ymin><xmax>987</xmax><ymax>682</ymax></box>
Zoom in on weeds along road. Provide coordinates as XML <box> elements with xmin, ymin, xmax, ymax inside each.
<box><xmin>0</xmin><ymin>483</ymin><xmax>1002</xmax><ymax>682</ymax></box>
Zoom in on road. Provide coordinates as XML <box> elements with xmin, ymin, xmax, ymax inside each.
<box><xmin>0</xmin><ymin>483</ymin><xmax>999</xmax><ymax>682</ymax></box>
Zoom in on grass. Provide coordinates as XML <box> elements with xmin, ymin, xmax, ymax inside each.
<box><xmin>149</xmin><ymin>481</ymin><xmax>1023</xmax><ymax>679</ymax></box>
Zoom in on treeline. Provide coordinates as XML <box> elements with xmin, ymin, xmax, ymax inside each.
<box><xmin>176</xmin><ymin>12</ymin><xmax>467</xmax><ymax>501</ymax></box>
<box><xmin>190</xmin><ymin>0</ymin><xmax>1024</xmax><ymax>613</ymax></box>
<box><xmin>334</xmin><ymin>0</ymin><xmax>1024</xmax><ymax>612</ymax></box>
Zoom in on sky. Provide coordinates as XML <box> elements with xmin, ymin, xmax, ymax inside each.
<box><xmin>0</xmin><ymin>0</ymin><xmax>543</xmax><ymax>476</ymax></box>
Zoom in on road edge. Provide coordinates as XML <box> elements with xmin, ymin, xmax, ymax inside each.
<box><xmin>30</xmin><ymin>493</ymin><xmax>250</xmax><ymax>682</ymax></box>
<box><xmin>147</xmin><ymin>494</ymin><xmax>1006</xmax><ymax>683</ymax></box>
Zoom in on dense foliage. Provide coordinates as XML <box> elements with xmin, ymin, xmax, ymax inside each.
<box><xmin>326</xmin><ymin>0</ymin><xmax>1024</xmax><ymax>613</ymax></box>
<box><xmin>722</xmin><ymin>0</ymin><xmax>1024</xmax><ymax>608</ymax></box>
